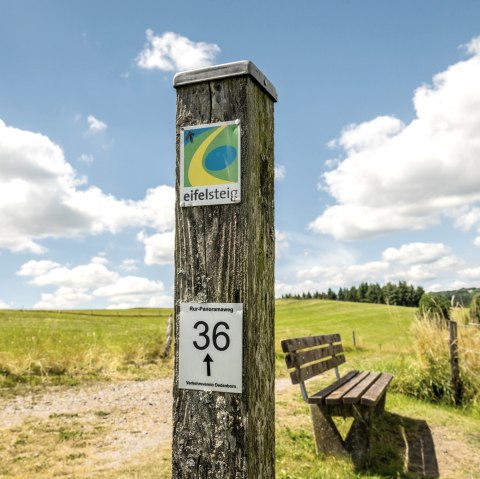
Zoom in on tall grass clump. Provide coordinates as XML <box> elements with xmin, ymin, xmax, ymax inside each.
<box><xmin>469</xmin><ymin>292</ymin><xmax>480</xmax><ymax>324</ymax></box>
<box><xmin>395</xmin><ymin>314</ymin><xmax>480</xmax><ymax>411</ymax></box>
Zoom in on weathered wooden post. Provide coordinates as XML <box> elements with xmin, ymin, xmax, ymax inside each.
<box><xmin>449</xmin><ymin>320</ymin><xmax>462</xmax><ymax>405</ymax></box>
<box><xmin>161</xmin><ymin>315</ymin><xmax>173</xmax><ymax>359</ymax></box>
<box><xmin>172</xmin><ymin>61</ymin><xmax>277</xmax><ymax>478</ymax></box>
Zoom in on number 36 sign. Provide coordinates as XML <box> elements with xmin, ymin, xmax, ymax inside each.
<box><xmin>178</xmin><ymin>303</ymin><xmax>243</xmax><ymax>394</ymax></box>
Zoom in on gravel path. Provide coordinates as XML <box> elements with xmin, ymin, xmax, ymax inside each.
<box><xmin>0</xmin><ymin>379</ymin><xmax>172</xmax><ymax>430</ymax></box>
<box><xmin>0</xmin><ymin>379</ymin><xmax>173</xmax><ymax>470</ymax></box>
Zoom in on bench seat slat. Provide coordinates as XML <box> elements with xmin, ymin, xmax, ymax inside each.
<box><xmin>285</xmin><ymin>343</ymin><xmax>344</xmax><ymax>369</ymax></box>
<box><xmin>308</xmin><ymin>370</ymin><xmax>359</xmax><ymax>404</ymax></box>
<box><xmin>324</xmin><ymin>371</ymin><xmax>370</xmax><ymax>405</ymax></box>
<box><xmin>290</xmin><ymin>354</ymin><xmax>345</xmax><ymax>385</ymax></box>
<box><xmin>360</xmin><ymin>373</ymin><xmax>393</xmax><ymax>407</ymax></box>
<box><xmin>281</xmin><ymin>333</ymin><xmax>341</xmax><ymax>353</ymax></box>
<box><xmin>342</xmin><ymin>372</ymin><xmax>381</xmax><ymax>404</ymax></box>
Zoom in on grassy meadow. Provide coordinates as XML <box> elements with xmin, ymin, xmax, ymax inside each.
<box><xmin>0</xmin><ymin>301</ymin><xmax>413</xmax><ymax>388</ymax></box>
<box><xmin>275</xmin><ymin>299</ymin><xmax>415</xmax><ymax>376</ymax></box>
<box><xmin>1</xmin><ymin>300</ymin><xmax>480</xmax><ymax>478</ymax></box>
<box><xmin>0</xmin><ymin>308</ymin><xmax>173</xmax><ymax>388</ymax></box>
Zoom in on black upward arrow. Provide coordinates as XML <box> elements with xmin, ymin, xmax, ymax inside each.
<box><xmin>203</xmin><ymin>354</ymin><xmax>213</xmax><ymax>376</ymax></box>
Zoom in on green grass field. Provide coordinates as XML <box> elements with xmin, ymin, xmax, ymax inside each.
<box><xmin>276</xmin><ymin>299</ymin><xmax>414</xmax><ymax>349</ymax></box>
<box><xmin>1</xmin><ymin>300</ymin><xmax>479</xmax><ymax>478</ymax></box>
<box><xmin>0</xmin><ymin>301</ymin><xmax>414</xmax><ymax>388</ymax></box>
<box><xmin>275</xmin><ymin>299</ymin><xmax>417</xmax><ymax>380</ymax></box>
<box><xmin>0</xmin><ymin>308</ymin><xmax>173</xmax><ymax>387</ymax></box>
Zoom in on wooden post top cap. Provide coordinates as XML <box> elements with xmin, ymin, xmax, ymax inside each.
<box><xmin>173</xmin><ymin>60</ymin><xmax>278</xmax><ymax>102</ymax></box>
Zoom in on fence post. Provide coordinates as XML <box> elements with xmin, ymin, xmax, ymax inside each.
<box><xmin>172</xmin><ymin>61</ymin><xmax>277</xmax><ymax>478</ymax></box>
<box><xmin>161</xmin><ymin>315</ymin><xmax>173</xmax><ymax>359</ymax></box>
<box><xmin>449</xmin><ymin>320</ymin><xmax>462</xmax><ymax>405</ymax></box>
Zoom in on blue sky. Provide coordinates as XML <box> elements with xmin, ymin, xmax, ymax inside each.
<box><xmin>1</xmin><ymin>0</ymin><xmax>480</xmax><ymax>309</ymax></box>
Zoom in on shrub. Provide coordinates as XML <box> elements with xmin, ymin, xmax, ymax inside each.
<box><xmin>418</xmin><ymin>293</ymin><xmax>450</xmax><ymax>321</ymax></box>
<box><xmin>394</xmin><ymin>315</ymin><xmax>480</xmax><ymax>409</ymax></box>
<box><xmin>469</xmin><ymin>292</ymin><xmax>480</xmax><ymax>324</ymax></box>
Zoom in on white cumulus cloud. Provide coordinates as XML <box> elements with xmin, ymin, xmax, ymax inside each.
<box><xmin>18</xmin><ymin>257</ymin><xmax>172</xmax><ymax>309</ymax></box>
<box><xmin>17</xmin><ymin>260</ymin><xmax>60</xmax><ymax>277</ymax></box>
<box><xmin>274</xmin><ymin>165</ymin><xmax>286</xmax><ymax>181</ymax></box>
<box><xmin>34</xmin><ymin>287</ymin><xmax>93</xmax><ymax>310</ymax></box>
<box><xmin>311</xmin><ymin>36</ymin><xmax>480</xmax><ymax>241</ymax></box>
<box><xmin>94</xmin><ymin>275</ymin><xmax>170</xmax><ymax>309</ymax></box>
<box><xmin>0</xmin><ymin>118</ymin><xmax>174</xmax><ymax>253</ymax></box>
<box><xmin>136</xmin><ymin>30</ymin><xmax>220</xmax><ymax>72</ymax></box>
<box><xmin>87</xmin><ymin>115</ymin><xmax>107</xmax><ymax>134</ymax></box>
<box><xmin>24</xmin><ymin>261</ymin><xmax>119</xmax><ymax>289</ymax></box>
<box><xmin>275</xmin><ymin>230</ymin><xmax>289</xmax><ymax>258</ymax></box>
<box><xmin>276</xmin><ymin>241</ymin><xmax>462</xmax><ymax>296</ymax></box>
<box><xmin>78</xmin><ymin>153</ymin><xmax>94</xmax><ymax>164</ymax></box>
<box><xmin>94</xmin><ymin>275</ymin><xmax>164</xmax><ymax>298</ymax></box>
<box><xmin>120</xmin><ymin>259</ymin><xmax>140</xmax><ymax>272</ymax></box>
<box><xmin>381</xmin><ymin>242</ymin><xmax>452</xmax><ymax>265</ymax></box>
<box><xmin>457</xmin><ymin>266</ymin><xmax>480</xmax><ymax>281</ymax></box>
<box><xmin>138</xmin><ymin>231</ymin><xmax>174</xmax><ymax>266</ymax></box>
<box><xmin>106</xmin><ymin>294</ymin><xmax>173</xmax><ymax>310</ymax></box>
<box><xmin>0</xmin><ymin>299</ymin><xmax>10</xmax><ymax>308</ymax></box>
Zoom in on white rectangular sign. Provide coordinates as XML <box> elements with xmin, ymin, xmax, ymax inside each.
<box><xmin>180</xmin><ymin>120</ymin><xmax>241</xmax><ymax>207</ymax></box>
<box><xmin>178</xmin><ymin>302</ymin><xmax>243</xmax><ymax>393</ymax></box>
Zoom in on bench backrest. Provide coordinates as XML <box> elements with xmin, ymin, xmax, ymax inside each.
<box><xmin>281</xmin><ymin>333</ymin><xmax>345</xmax><ymax>386</ymax></box>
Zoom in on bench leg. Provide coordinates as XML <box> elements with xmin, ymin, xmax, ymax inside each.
<box><xmin>374</xmin><ymin>392</ymin><xmax>386</xmax><ymax>414</ymax></box>
<box><xmin>345</xmin><ymin>406</ymin><xmax>372</xmax><ymax>469</ymax></box>
<box><xmin>309</xmin><ymin>405</ymin><xmax>346</xmax><ymax>456</ymax></box>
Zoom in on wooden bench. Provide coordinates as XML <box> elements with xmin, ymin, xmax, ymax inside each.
<box><xmin>281</xmin><ymin>333</ymin><xmax>393</xmax><ymax>468</ymax></box>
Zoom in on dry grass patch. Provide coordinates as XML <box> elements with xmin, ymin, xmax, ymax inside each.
<box><xmin>395</xmin><ymin>315</ymin><xmax>480</xmax><ymax>410</ymax></box>
<box><xmin>0</xmin><ymin>408</ymin><xmax>172</xmax><ymax>479</ymax></box>
<box><xmin>0</xmin><ymin>309</ymin><xmax>173</xmax><ymax>389</ymax></box>
<box><xmin>0</xmin><ymin>413</ymin><xmax>107</xmax><ymax>478</ymax></box>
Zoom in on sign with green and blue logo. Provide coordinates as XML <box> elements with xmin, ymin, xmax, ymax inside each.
<box><xmin>180</xmin><ymin>120</ymin><xmax>241</xmax><ymax>207</ymax></box>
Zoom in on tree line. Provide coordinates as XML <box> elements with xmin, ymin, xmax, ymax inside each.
<box><xmin>281</xmin><ymin>281</ymin><xmax>425</xmax><ymax>307</ymax></box>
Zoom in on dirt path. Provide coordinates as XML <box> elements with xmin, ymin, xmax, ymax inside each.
<box><xmin>0</xmin><ymin>379</ymin><xmax>173</xmax><ymax>476</ymax></box>
<box><xmin>0</xmin><ymin>379</ymin><xmax>479</xmax><ymax>478</ymax></box>
<box><xmin>0</xmin><ymin>379</ymin><xmax>172</xmax><ymax>431</ymax></box>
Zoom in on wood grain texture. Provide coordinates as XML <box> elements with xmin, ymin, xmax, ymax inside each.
<box><xmin>343</xmin><ymin>372</ymin><xmax>381</xmax><ymax>404</ymax></box>
<box><xmin>281</xmin><ymin>333</ymin><xmax>341</xmax><ymax>353</ymax></box>
<box><xmin>324</xmin><ymin>371</ymin><xmax>370</xmax><ymax>405</ymax></box>
<box><xmin>449</xmin><ymin>320</ymin><xmax>462</xmax><ymax>405</ymax></box>
<box><xmin>285</xmin><ymin>343</ymin><xmax>344</xmax><ymax>369</ymax></box>
<box><xmin>308</xmin><ymin>371</ymin><xmax>359</xmax><ymax>404</ymax></box>
<box><xmin>290</xmin><ymin>354</ymin><xmax>346</xmax><ymax>385</ymax></box>
<box><xmin>360</xmin><ymin>373</ymin><xmax>393</xmax><ymax>407</ymax></box>
<box><xmin>172</xmin><ymin>76</ymin><xmax>275</xmax><ymax>478</ymax></box>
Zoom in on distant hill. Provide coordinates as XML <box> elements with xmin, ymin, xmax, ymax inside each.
<box><xmin>430</xmin><ymin>287</ymin><xmax>480</xmax><ymax>307</ymax></box>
